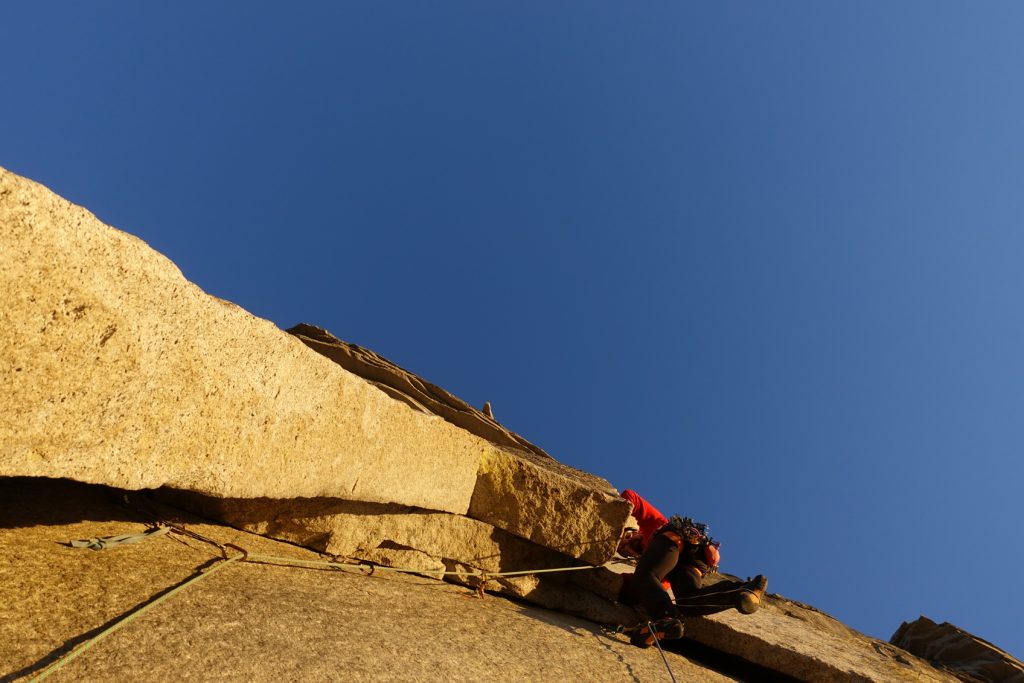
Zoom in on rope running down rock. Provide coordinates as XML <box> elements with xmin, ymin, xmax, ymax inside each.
<box><xmin>30</xmin><ymin>523</ymin><xmax>609</xmax><ymax>680</ymax></box>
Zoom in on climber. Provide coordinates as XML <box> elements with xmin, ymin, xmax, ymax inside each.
<box><xmin>617</xmin><ymin>489</ymin><xmax>768</xmax><ymax>648</ymax></box>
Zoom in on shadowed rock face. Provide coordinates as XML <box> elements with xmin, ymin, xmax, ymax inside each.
<box><xmin>891</xmin><ymin>616</ymin><xmax>1024</xmax><ymax>683</ymax></box>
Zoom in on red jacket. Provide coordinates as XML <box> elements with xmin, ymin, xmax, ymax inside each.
<box><xmin>621</xmin><ymin>489</ymin><xmax>668</xmax><ymax>553</ymax></box>
<box><xmin>622</xmin><ymin>489</ymin><xmax>721</xmax><ymax>573</ymax></box>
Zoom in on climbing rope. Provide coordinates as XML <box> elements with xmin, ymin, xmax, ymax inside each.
<box><xmin>242</xmin><ymin>552</ymin><xmax>597</xmax><ymax>579</ymax></box>
<box><xmin>75</xmin><ymin>522</ymin><xmax>601</xmax><ymax>580</ymax></box>
<box><xmin>647</xmin><ymin>620</ymin><xmax>679</xmax><ymax>683</ymax></box>
<box><xmin>152</xmin><ymin>522</ymin><xmax>601</xmax><ymax>580</ymax></box>
<box><xmin>30</xmin><ymin>548</ymin><xmax>245</xmax><ymax>681</ymax></box>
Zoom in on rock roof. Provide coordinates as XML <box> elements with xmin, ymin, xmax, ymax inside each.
<box><xmin>892</xmin><ymin>617</ymin><xmax>1024</xmax><ymax>683</ymax></box>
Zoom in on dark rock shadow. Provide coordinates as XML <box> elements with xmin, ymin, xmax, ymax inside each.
<box><xmin>663</xmin><ymin>638</ymin><xmax>804</xmax><ymax>683</ymax></box>
<box><xmin>153</xmin><ymin>487</ymin><xmax>430</xmax><ymax>526</ymax></box>
<box><xmin>0</xmin><ymin>477</ymin><xmax>145</xmax><ymax>529</ymax></box>
<box><xmin>505</xmin><ymin>598</ymin><xmax>801</xmax><ymax>683</ymax></box>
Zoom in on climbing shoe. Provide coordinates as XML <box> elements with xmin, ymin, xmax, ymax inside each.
<box><xmin>629</xmin><ymin>617</ymin><xmax>685</xmax><ymax>648</ymax></box>
<box><xmin>737</xmin><ymin>575</ymin><xmax>768</xmax><ymax>614</ymax></box>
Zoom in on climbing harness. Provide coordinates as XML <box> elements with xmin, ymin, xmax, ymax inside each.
<box><xmin>665</xmin><ymin>515</ymin><xmax>719</xmax><ymax>551</ymax></box>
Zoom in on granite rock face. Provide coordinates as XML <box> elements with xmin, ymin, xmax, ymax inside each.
<box><xmin>891</xmin><ymin>616</ymin><xmax>1024</xmax><ymax>683</ymax></box>
<box><xmin>682</xmin><ymin>591</ymin><xmax>962</xmax><ymax>683</ymax></box>
<box><xmin>469</xmin><ymin>447</ymin><xmax>631</xmax><ymax>565</ymax></box>
<box><xmin>0</xmin><ymin>167</ymin><xmax>481</xmax><ymax>513</ymax></box>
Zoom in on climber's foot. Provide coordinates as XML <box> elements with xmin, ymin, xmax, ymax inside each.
<box><xmin>737</xmin><ymin>574</ymin><xmax>768</xmax><ymax>615</ymax></box>
<box><xmin>629</xmin><ymin>617</ymin><xmax>684</xmax><ymax>648</ymax></box>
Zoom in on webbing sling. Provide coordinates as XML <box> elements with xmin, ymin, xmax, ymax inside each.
<box><xmin>69</xmin><ymin>525</ymin><xmax>170</xmax><ymax>550</ymax></box>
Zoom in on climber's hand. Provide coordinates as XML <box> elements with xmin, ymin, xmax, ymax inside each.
<box><xmin>618</xmin><ymin>531</ymin><xmax>644</xmax><ymax>558</ymax></box>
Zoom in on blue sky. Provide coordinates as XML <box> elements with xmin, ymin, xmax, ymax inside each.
<box><xmin>3</xmin><ymin>2</ymin><xmax>1022</xmax><ymax>657</ymax></box>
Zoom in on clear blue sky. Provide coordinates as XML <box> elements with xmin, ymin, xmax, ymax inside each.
<box><xmin>3</xmin><ymin>2</ymin><xmax>1022</xmax><ymax>658</ymax></box>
